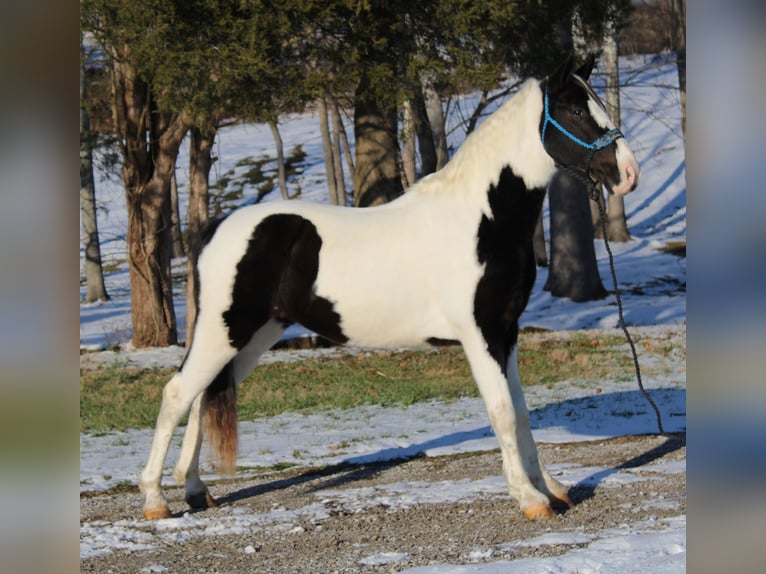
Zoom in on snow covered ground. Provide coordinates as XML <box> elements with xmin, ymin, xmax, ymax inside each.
<box><xmin>80</xmin><ymin>54</ymin><xmax>686</xmax><ymax>571</ymax></box>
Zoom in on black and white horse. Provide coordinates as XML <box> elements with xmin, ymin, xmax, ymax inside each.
<box><xmin>140</xmin><ymin>56</ymin><xmax>639</xmax><ymax>521</ymax></box>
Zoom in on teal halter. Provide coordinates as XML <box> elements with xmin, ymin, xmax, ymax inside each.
<box><xmin>542</xmin><ymin>88</ymin><xmax>623</xmax><ymax>151</ymax></box>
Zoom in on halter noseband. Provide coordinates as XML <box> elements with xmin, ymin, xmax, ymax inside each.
<box><xmin>541</xmin><ymin>88</ymin><xmax>623</xmax><ymax>152</ymax></box>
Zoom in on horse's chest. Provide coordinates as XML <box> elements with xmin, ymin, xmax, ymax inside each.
<box><xmin>473</xmin><ymin>168</ymin><xmax>546</xmax><ymax>327</ymax></box>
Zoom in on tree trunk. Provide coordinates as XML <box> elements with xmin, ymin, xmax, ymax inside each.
<box><xmin>80</xmin><ymin>59</ymin><xmax>109</xmax><ymax>302</ymax></box>
<box><xmin>544</xmin><ymin>171</ymin><xmax>607</xmax><ymax>301</ymax></box>
<box><xmin>353</xmin><ymin>75</ymin><xmax>403</xmax><ymax>207</ymax></box>
<box><xmin>268</xmin><ymin>119</ymin><xmax>290</xmax><ymax>201</ymax></box>
<box><xmin>169</xmin><ymin>171</ymin><xmax>185</xmax><ymax>259</ymax></box>
<box><xmin>401</xmin><ymin>100</ymin><xmax>416</xmax><ymax>189</ymax></box>
<box><xmin>113</xmin><ymin>54</ymin><xmax>189</xmax><ymax>348</ymax></box>
<box><xmin>328</xmin><ymin>98</ymin><xmax>347</xmax><ymax>205</ymax></box>
<box><xmin>422</xmin><ymin>76</ymin><xmax>449</xmax><ymax>170</ymax></box>
<box><xmin>317</xmin><ymin>96</ymin><xmax>340</xmax><ymax>206</ymax></box>
<box><xmin>185</xmin><ymin>126</ymin><xmax>216</xmax><ymax>347</ymax></box>
<box><xmin>670</xmin><ymin>0</ymin><xmax>686</xmax><ymax>139</ymax></box>
<box><xmin>333</xmin><ymin>99</ymin><xmax>355</xmax><ymax>178</ymax></box>
<box><xmin>411</xmin><ymin>82</ymin><xmax>437</xmax><ymax>176</ymax></box>
<box><xmin>593</xmin><ymin>28</ymin><xmax>631</xmax><ymax>242</ymax></box>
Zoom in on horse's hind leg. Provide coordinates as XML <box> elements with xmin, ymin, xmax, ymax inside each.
<box><xmin>172</xmin><ymin>393</ymin><xmax>216</xmax><ymax>510</ymax></box>
<box><xmin>172</xmin><ymin>319</ymin><xmax>286</xmax><ymax>511</ymax></box>
<box><xmin>140</xmin><ymin>324</ymin><xmax>238</xmax><ymax>520</ymax></box>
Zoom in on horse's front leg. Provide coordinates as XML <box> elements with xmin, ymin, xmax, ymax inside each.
<box><xmin>505</xmin><ymin>346</ymin><xmax>572</xmax><ymax>510</ymax></box>
<box><xmin>462</xmin><ymin>332</ymin><xmax>567</xmax><ymax>520</ymax></box>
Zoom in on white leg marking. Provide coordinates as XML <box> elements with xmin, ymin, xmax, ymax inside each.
<box><xmin>140</xmin><ymin>316</ymin><xmax>238</xmax><ymax>518</ymax></box>
<box><xmin>506</xmin><ymin>347</ymin><xmax>570</xmax><ymax>504</ymax></box>
<box><xmin>461</xmin><ymin>333</ymin><xmax>552</xmax><ymax>517</ymax></box>
<box><xmin>173</xmin><ymin>393</ymin><xmax>208</xmax><ymax>503</ymax></box>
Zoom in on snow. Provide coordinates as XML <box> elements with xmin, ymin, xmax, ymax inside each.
<box><xmin>80</xmin><ymin>54</ymin><xmax>686</xmax><ymax>570</ymax></box>
<box><xmin>403</xmin><ymin>517</ymin><xmax>685</xmax><ymax>574</ymax></box>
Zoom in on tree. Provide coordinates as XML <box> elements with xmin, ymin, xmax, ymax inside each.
<box><xmin>184</xmin><ymin>126</ymin><xmax>216</xmax><ymax>344</ymax></box>
<box><xmin>544</xmin><ymin>171</ymin><xmax>607</xmax><ymax>301</ymax></box>
<box><xmin>80</xmin><ymin>43</ymin><xmax>109</xmax><ymax>303</ymax></box>
<box><xmin>83</xmin><ymin>0</ymin><xmax>234</xmax><ymax>347</ymax></box>
<box><xmin>329</xmin><ymin>98</ymin><xmax>351</xmax><ymax>204</ymax></box>
<box><xmin>114</xmin><ymin>52</ymin><xmax>189</xmax><ymax>348</ymax></box>
<box><xmin>668</xmin><ymin>0</ymin><xmax>686</xmax><ymax>139</ymax></box>
<box><xmin>169</xmin><ymin>172</ymin><xmax>185</xmax><ymax>259</ymax></box>
<box><xmin>315</xmin><ymin>91</ymin><xmax>355</xmax><ymax>206</ymax></box>
<box><xmin>354</xmin><ymin>73</ymin><xmax>404</xmax><ymax>206</ymax></box>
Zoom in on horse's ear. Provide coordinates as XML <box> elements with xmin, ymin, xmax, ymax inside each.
<box><xmin>547</xmin><ymin>54</ymin><xmax>575</xmax><ymax>94</ymax></box>
<box><xmin>574</xmin><ymin>54</ymin><xmax>596</xmax><ymax>81</ymax></box>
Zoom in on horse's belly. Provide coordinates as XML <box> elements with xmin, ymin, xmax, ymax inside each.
<box><xmin>337</xmin><ymin>299</ymin><xmax>452</xmax><ymax>347</ymax></box>
<box><xmin>314</xmin><ymin>258</ymin><xmax>476</xmax><ymax>348</ymax></box>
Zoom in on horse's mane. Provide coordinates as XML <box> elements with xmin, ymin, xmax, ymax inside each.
<box><xmin>412</xmin><ymin>79</ymin><xmax>555</xmax><ymax>200</ymax></box>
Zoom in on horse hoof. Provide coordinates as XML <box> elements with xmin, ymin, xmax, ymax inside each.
<box><xmin>144</xmin><ymin>506</ymin><xmax>171</xmax><ymax>520</ymax></box>
<box><xmin>186</xmin><ymin>491</ymin><xmax>217</xmax><ymax>510</ymax></box>
<box><xmin>523</xmin><ymin>502</ymin><xmax>555</xmax><ymax>521</ymax></box>
<box><xmin>550</xmin><ymin>491</ymin><xmax>573</xmax><ymax>509</ymax></box>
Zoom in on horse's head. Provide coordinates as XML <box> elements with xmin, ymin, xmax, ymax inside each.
<box><xmin>540</xmin><ymin>55</ymin><xmax>639</xmax><ymax>195</ymax></box>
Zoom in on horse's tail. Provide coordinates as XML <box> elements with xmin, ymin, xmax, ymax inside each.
<box><xmin>204</xmin><ymin>362</ymin><xmax>238</xmax><ymax>475</ymax></box>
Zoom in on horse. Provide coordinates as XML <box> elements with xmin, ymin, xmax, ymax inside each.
<box><xmin>140</xmin><ymin>55</ymin><xmax>640</xmax><ymax>522</ymax></box>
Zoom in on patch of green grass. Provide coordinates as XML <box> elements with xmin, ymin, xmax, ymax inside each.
<box><xmin>79</xmin><ymin>333</ymin><xmax>654</xmax><ymax>433</ymax></box>
<box><xmin>79</xmin><ymin>366</ymin><xmax>174</xmax><ymax>432</ymax></box>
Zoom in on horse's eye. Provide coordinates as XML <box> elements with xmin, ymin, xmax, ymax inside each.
<box><xmin>573</xmin><ymin>108</ymin><xmax>584</xmax><ymax>117</ymax></box>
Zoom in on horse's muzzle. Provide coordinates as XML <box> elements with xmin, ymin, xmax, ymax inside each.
<box><xmin>612</xmin><ymin>161</ymin><xmax>639</xmax><ymax>195</ymax></box>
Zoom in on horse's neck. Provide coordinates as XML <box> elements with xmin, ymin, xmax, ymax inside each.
<box><xmin>414</xmin><ymin>80</ymin><xmax>554</xmax><ymax>209</ymax></box>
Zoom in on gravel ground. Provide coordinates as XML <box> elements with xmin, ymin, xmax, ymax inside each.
<box><xmin>80</xmin><ymin>433</ymin><xmax>685</xmax><ymax>573</ymax></box>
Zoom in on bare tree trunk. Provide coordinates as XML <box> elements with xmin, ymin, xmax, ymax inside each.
<box><xmin>401</xmin><ymin>100</ymin><xmax>416</xmax><ymax>189</ymax></box>
<box><xmin>353</xmin><ymin>75</ymin><xmax>403</xmax><ymax>207</ymax></box>
<box><xmin>184</xmin><ymin>126</ymin><xmax>215</xmax><ymax>347</ymax></box>
<box><xmin>113</xmin><ymin>53</ymin><xmax>189</xmax><ymax>347</ymax></box>
<box><xmin>333</xmin><ymin>99</ymin><xmax>355</xmax><ymax>179</ymax></box>
<box><xmin>422</xmin><ymin>78</ymin><xmax>449</xmax><ymax>170</ymax></box>
<box><xmin>593</xmin><ymin>27</ymin><xmax>631</xmax><ymax>242</ymax></box>
<box><xmin>328</xmin><ymin>98</ymin><xmax>347</xmax><ymax>205</ymax></box>
<box><xmin>411</xmin><ymin>82</ymin><xmax>437</xmax><ymax>176</ymax></box>
<box><xmin>169</xmin><ymin>170</ymin><xmax>185</xmax><ymax>259</ymax></box>
<box><xmin>670</xmin><ymin>0</ymin><xmax>686</xmax><ymax>139</ymax></box>
<box><xmin>80</xmin><ymin>58</ymin><xmax>109</xmax><ymax>302</ymax></box>
<box><xmin>544</xmin><ymin>172</ymin><xmax>607</xmax><ymax>301</ymax></box>
<box><xmin>268</xmin><ymin>119</ymin><xmax>290</xmax><ymax>201</ymax></box>
<box><xmin>317</xmin><ymin>96</ymin><xmax>341</xmax><ymax>205</ymax></box>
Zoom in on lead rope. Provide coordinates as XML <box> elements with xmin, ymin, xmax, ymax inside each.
<box><xmin>557</xmin><ymin>155</ymin><xmax>666</xmax><ymax>436</ymax></box>
<box><xmin>588</xmin><ymin>182</ymin><xmax>666</xmax><ymax>436</ymax></box>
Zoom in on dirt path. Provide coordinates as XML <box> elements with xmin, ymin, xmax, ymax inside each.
<box><xmin>80</xmin><ymin>433</ymin><xmax>685</xmax><ymax>573</ymax></box>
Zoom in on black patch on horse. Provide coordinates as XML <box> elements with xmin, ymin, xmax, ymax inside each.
<box><xmin>223</xmin><ymin>214</ymin><xmax>348</xmax><ymax>350</ymax></box>
<box><xmin>474</xmin><ymin>166</ymin><xmax>545</xmax><ymax>374</ymax></box>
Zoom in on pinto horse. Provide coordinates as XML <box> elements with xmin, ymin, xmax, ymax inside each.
<box><xmin>140</xmin><ymin>55</ymin><xmax>639</xmax><ymax>521</ymax></box>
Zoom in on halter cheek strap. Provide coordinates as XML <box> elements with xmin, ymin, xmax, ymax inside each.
<box><xmin>542</xmin><ymin>88</ymin><xmax>623</xmax><ymax>151</ymax></box>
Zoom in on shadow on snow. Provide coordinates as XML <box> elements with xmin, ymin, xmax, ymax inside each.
<box><xmin>217</xmin><ymin>388</ymin><xmax>685</xmax><ymax>513</ymax></box>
